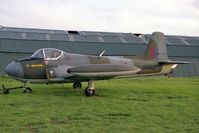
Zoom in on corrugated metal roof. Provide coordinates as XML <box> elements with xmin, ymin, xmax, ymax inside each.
<box><xmin>0</xmin><ymin>27</ymin><xmax>199</xmax><ymax>57</ymax></box>
<box><xmin>165</xmin><ymin>36</ymin><xmax>199</xmax><ymax>46</ymax></box>
<box><xmin>1</xmin><ymin>38</ymin><xmax>198</xmax><ymax>58</ymax></box>
<box><xmin>0</xmin><ymin>27</ymin><xmax>65</xmax><ymax>34</ymax></box>
<box><xmin>1</xmin><ymin>27</ymin><xmax>198</xmax><ymax>46</ymax></box>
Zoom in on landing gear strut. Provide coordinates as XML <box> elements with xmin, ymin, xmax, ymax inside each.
<box><xmin>165</xmin><ymin>71</ymin><xmax>174</xmax><ymax>78</ymax></box>
<box><xmin>84</xmin><ymin>80</ymin><xmax>95</xmax><ymax>96</ymax></box>
<box><xmin>73</xmin><ymin>82</ymin><xmax>82</xmax><ymax>89</ymax></box>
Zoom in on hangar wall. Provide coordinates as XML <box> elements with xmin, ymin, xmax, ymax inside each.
<box><xmin>0</xmin><ymin>27</ymin><xmax>199</xmax><ymax>77</ymax></box>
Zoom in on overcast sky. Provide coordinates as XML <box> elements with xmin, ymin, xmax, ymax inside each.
<box><xmin>0</xmin><ymin>0</ymin><xmax>198</xmax><ymax>36</ymax></box>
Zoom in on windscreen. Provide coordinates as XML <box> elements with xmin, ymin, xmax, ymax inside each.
<box><xmin>31</xmin><ymin>49</ymin><xmax>44</xmax><ymax>59</ymax></box>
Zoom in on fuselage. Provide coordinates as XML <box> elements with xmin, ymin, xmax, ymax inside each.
<box><xmin>5</xmin><ymin>48</ymin><xmax>175</xmax><ymax>84</ymax></box>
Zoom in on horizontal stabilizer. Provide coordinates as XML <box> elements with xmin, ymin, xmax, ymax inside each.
<box><xmin>159</xmin><ymin>61</ymin><xmax>191</xmax><ymax>65</ymax></box>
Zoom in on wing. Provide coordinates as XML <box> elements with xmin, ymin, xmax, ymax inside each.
<box><xmin>67</xmin><ymin>64</ymin><xmax>141</xmax><ymax>77</ymax></box>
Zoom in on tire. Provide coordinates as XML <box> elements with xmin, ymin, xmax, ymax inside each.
<box><xmin>23</xmin><ymin>87</ymin><xmax>32</xmax><ymax>93</ymax></box>
<box><xmin>3</xmin><ymin>89</ymin><xmax>9</xmax><ymax>94</ymax></box>
<box><xmin>84</xmin><ymin>87</ymin><xmax>95</xmax><ymax>96</ymax></box>
<box><xmin>73</xmin><ymin>82</ymin><xmax>82</xmax><ymax>89</ymax></box>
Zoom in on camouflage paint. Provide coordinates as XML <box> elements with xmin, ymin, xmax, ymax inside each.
<box><xmin>6</xmin><ymin>32</ymin><xmax>186</xmax><ymax>84</ymax></box>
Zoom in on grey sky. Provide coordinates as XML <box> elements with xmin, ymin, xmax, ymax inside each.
<box><xmin>0</xmin><ymin>0</ymin><xmax>198</xmax><ymax>35</ymax></box>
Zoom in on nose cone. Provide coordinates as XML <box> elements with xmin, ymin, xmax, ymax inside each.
<box><xmin>5</xmin><ymin>62</ymin><xmax>24</xmax><ymax>78</ymax></box>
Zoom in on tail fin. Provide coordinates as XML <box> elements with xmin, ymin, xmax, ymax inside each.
<box><xmin>140</xmin><ymin>32</ymin><xmax>191</xmax><ymax>65</ymax></box>
<box><xmin>141</xmin><ymin>32</ymin><xmax>169</xmax><ymax>62</ymax></box>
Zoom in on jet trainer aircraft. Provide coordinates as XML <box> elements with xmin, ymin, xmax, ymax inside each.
<box><xmin>4</xmin><ymin>32</ymin><xmax>189</xmax><ymax>96</ymax></box>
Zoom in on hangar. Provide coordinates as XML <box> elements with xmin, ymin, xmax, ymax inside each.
<box><xmin>0</xmin><ymin>26</ymin><xmax>198</xmax><ymax>77</ymax></box>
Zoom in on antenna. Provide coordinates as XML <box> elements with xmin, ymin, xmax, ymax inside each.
<box><xmin>98</xmin><ymin>50</ymin><xmax>106</xmax><ymax>58</ymax></box>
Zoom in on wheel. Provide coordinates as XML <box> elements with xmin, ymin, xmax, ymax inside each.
<box><xmin>23</xmin><ymin>87</ymin><xmax>32</xmax><ymax>93</ymax></box>
<box><xmin>26</xmin><ymin>87</ymin><xmax>32</xmax><ymax>93</ymax></box>
<box><xmin>73</xmin><ymin>82</ymin><xmax>82</xmax><ymax>89</ymax></box>
<box><xmin>84</xmin><ymin>87</ymin><xmax>95</xmax><ymax>96</ymax></box>
<box><xmin>3</xmin><ymin>89</ymin><xmax>9</xmax><ymax>94</ymax></box>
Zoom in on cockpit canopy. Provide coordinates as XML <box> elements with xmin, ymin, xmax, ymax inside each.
<box><xmin>31</xmin><ymin>48</ymin><xmax>63</xmax><ymax>60</ymax></box>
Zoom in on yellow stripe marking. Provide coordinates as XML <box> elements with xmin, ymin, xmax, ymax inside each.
<box><xmin>31</xmin><ymin>64</ymin><xmax>43</xmax><ymax>68</ymax></box>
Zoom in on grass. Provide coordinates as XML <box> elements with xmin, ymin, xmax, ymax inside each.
<box><xmin>0</xmin><ymin>76</ymin><xmax>198</xmax><ymax>133</ymax></box>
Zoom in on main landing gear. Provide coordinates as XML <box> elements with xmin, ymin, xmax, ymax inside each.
<box><xmin>73</xmin><ymin>82</ymin><xmax>82</xmax><ymax>89</ymax></box>
<box><xmin>84</xmin><ymin>80</ymin><xmax>95</xmax><ymax>96</ymax></box>
<box><xmin>1</xmin><ymin>84</ymin><xmax>32</xmax><ymax>94</ymax></box>
<box><xmin>73</xmin><ymin>81</ymin><xmax>96</xmax><ymax>96</ymax></box>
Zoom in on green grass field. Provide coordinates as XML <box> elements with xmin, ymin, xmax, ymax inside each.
<box><xmin>0</xmin><ymin>77</ymin><xmax>198</xmax><ymax>133</ymax></box>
